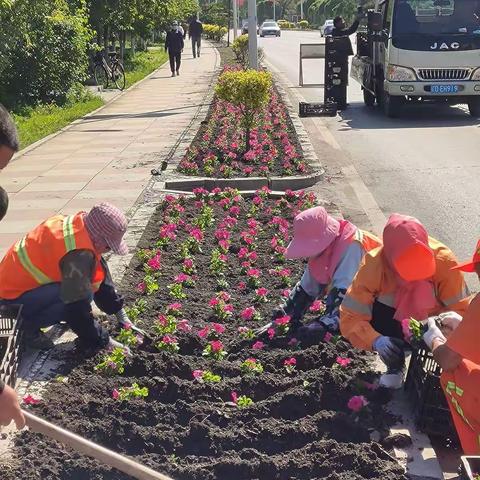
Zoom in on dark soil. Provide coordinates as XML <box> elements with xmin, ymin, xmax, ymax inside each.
<box><xmin>4</xmin><ymin>191</ymin><xmax>407</xmax><ymax>480</ymax></box>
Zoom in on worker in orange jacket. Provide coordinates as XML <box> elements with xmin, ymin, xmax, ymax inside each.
<box><xmin>340</xmin><ymin>214</ymin><xmax>471</xmax><ymax>388</ymax></box>
<box><xmin>0</xmin><ymin>203</ymin><xmax>138</xmax><ymax>351</ymax></box>
<box><xmin>423</xmin><ymin>239</ymin><xmax>480</xmax><ymax>454</ymax></box>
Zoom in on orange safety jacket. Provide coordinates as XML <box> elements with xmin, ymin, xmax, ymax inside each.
<box><xmin>339</xmin><ymin>237</ymin><xmax>471</xmax><ymax>350</ymax></box>
<box><xmin>0</xmin><ymin>213</ymin><xmax>105</xmax><ymax>300</ymax></box>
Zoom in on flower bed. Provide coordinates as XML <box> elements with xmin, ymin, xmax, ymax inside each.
<box><xmin>7</xmin><ymin>188</ymin><xmax>406</xmax><ymax>480</ymax></box>
<box><xmin>178</xmin><ymin>68</ymin><xmax>309</xmax><ymax>179</ymax></box>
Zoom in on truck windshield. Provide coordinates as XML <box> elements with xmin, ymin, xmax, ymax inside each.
<box><xmin>392</xmin><ymin>0</ymin><xmax>480</xmax><ymax>35</ymax></box>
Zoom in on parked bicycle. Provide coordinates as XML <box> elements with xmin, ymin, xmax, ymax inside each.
<box><xmin>93</xmin><ymin>50</ymin><xmax>126</xmax><ymax>91</ymax></box>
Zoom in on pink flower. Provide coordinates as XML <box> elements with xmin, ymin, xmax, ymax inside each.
<box><xmin>347</xmin><ymin>395</ymin><xmax>369</xmax><ymax>413</ymax></box>
<box><xmin>23</xmin><ymin>395</ymin><xmax>41</xmax><ymax>405</ymax></box>
<box><xmin>281</xmin><ymin>289</ymin><xmax>290</xmax><ymax>298</ymax></box>
<box><xmin>190</xmin><ymin>228</ymin><xmax>204</xmax><ymax>242</ymax></box>
<box><xmin>167</xmin><ymin>302</ymin><xmax>182</xmax><ymax>312</ymax></box>
<box><xmin>247</xmin><ymin>268</ymin><xmax>260</xmax><ymax>278</ymax></box>
<box><xmin>162</xmin><ymin>335</ymin><xmax>177</xmax><ymax>344</ymax></box>
<box><xmin>252</xmin><ymin>341</ymin><xmax>265</xmax><ymax>350</ymax></box>
<box><xmin>136</xmin><ymin>282</ymin><xmax>146</xmax><ymax>294</ymax></box>
<box><xmin>231</xmin><ymin>391</ymin><xmax>238</xmax><ymax>404</ymax></box>
<box><xmin>158</xmin><ymin>314</ymin><xmax>168</xmax><ymax>326</ymax></box>
<box><xmin>401</xmin><ymin>318</ymin><xmax>412</xmax><ymax>342</ymax></box>
<box><xmin>275</xmin><ymin>315</ymin><xmax>291</xmax><ymax>326</ymax></box>
<box><xmin>198</xmin><ymin>326</ymin><xmax>210</xmax><ymax>338</ymax></box>
<box><xmin>247</xmin><ymin>219</ymin><xmax>258</xmax><ymax>229</ymax></box>
<box><xmin>309</xmin><ymin>300</ymin><xmax>324</xmax><ymax>313</ymax></box>
<box><xmin>237</xmin><ymin>281</ymin><xmax>247</xmax><ymax>291</ymax></box>
<box><xmin>224</xmin><ymin>304</ymin><xmax>234</xmax><ymax>313</ymax></box>
<box><xmin>241</xmin><ymin>307</ymin><xmax>256</xmax><ymax>321</ymax></box>
<box><xmin>284</xmin><ymin>357</ymin><xmax>297</xmax><ymax>366</ymax></box>
<box><xmin>174</xmin><ymin>273</ymin><xmax>190</xmax><ymax>284</ymax></box>
<box><xmin>218</xmin><ymin>240</ymin><xmax>230</xmax><ymax>251</ymax></box>
<box><xmin>229</xmin><ymin>206</ymin><xmax>241</xmax><ymax>217</ymax></box>
<box><xmin>324</xmin><ymin>332</ymin><xmax>333</xmax><ymax>343</ymax></box>
<box><xmin>212</xmin><ymin>323</ymin><xmax>225</xmax><ymax>334</ymax></box>
<box><xmin>177</xmin><ymin>320</ymin><xmax>192</xmax><ymax>332</ymax></box>
<box><xmin>267</xmin><ymin>328</ymin><xmax>276</xmax><ymax>340</ymax></box>
<box><xmin>210</xmin><ymin>340</ymin><xmax>223</xmax><ymax>352</ymax></box>
<box><xmin>256</xmin><ymin>287</ymin><xmax>269</xmax><ymax>297</ymax></box>
<box><xmin>147</xmin><ymin>254</ymin><xmax>161</xmax><ymax>271</ymax></box>
<box><xmin>219</xmin><ymin>291</ymin><xmax>231</xmax><ymax>302</ymax></box>
<box><xmin>193</xmin><ymin>369</ymin><xmax>204</xmax><ymax>379</ymax></box>
<box><xmin>112</xmin><ymin>389</ymin><xmax>120</xmax><ymax>400</ymax></box>
<box><xmin>336</xmin><ymin>357</ymin><xmax>352</xmax><ymax>368</ymax></box>
<box><xmin>183</xmin><ymin>258</ymin><xmax>194</xmax><ymax>269</ymax></box>
<box><xmin>288</xmin><ymin>338</ymin><xmax>298</xmax><ymax>347</ymax></box>
<box><xmin>209</xmin><ymin>298</ymin><xmax>220</xmax><ymax>307</ymax></box>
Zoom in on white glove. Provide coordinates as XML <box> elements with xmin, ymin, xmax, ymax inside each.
<box><xmin>423</xmin><ymin>318</ymin><xmax>446</xmax><ymax>350</ymax></box>
<box><xmin>438</xmin><ymin>311</ymin><xmax>462</xmax><ymax>335</ymax></box>
<box><xmin>107</xmin><ymin>337</ymin><xmax>131</xmax><ymax>356</ymax></box>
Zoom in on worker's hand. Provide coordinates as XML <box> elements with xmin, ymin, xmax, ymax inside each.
<box><xmin>317</xmin><ymin>313</ymin><xmax>339</xmax><ymax>333</ymax></box>
<box><xmin>0</xmin><ymin>384</ymin><xmax>25</xmax><ymax>430</ymax></box>
<box><xmin>423</xmin><ymin>318</ymin><xmax>446</xmax><ymax>350</ymax></box>
<box><xmin>107</xmin><ymin>337</ymin><xmax>131</xmax><ymax>356</ymax></box>
<box><xmin>437</xmin><ymin>311</ymin><xmax>462</xmax><ymax>337</ymax></box>
<box><xmin>373</xmin><ymin>336</ymin><xmax>405</xmax><ymax>366</ymax></box>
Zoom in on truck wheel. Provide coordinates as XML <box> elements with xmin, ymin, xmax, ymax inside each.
<box><xmin>468</xmin><ymin>98</ymin><xmax>480</xmax><ymax>117</ymax></box>
<box><xmin>383</xmin><ymin>92</ymin><xmax>402</xmax><ymax>118</ymax></box>
<box><xmin>363</xmin><ymin>88</ymin><xmax>376</xmax><ymax>107</ymax></box>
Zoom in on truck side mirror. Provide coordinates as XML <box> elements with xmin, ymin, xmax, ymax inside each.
<box><xmin>367</xmin><ymin>11</ymin><xmax>383</xmax><ymax>32</ymax></box>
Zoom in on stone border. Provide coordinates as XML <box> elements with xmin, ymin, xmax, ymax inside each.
<box><xmin>161</xmin><ymin>61</ymin><xmax>325</xmax><ymax>193</ymax></box>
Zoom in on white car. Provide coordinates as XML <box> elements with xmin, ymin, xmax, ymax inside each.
<box><xmin>259</xmin><ymin>21</ymin><xmax>281</xmax><ymax>37</ymax></box>
<box><xmin>321</xmin><ymin>19</ymin><xmax>334</xmax><ymax>37</ymax></box>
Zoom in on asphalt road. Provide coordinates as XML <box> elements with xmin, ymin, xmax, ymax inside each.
<box><xmin>260</xmin><ymin>30</ymin><xmax>480</xmax><ymax>288</ymax></box>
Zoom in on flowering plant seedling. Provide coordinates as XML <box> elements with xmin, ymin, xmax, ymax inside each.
<box><xmin>193</xmin><ymin>369</ymin><xmax>222</xmax><ymax>383</ymax></box>
<box><xmin>309</xmin><ymin>300</ymin><xmax>326</xmax><ymax>315</ymax></box>
<box><xmin>95</xmin><ymin>347</ymin><xmax>128</xmax><ymax>376</ymax></box>
<box><xmin>167</xmin><ymin>282</ymin><xmax>187</xmax><ymax>300</ymax></box>
<box><xmin>254</xmin><ymin>287</ymin><xmax>269</xmax><ymax>303</ymax></box>
<box><xmin>240</xmin><ymin>306</ymin><xmax>262</xmax><ymax>322</ymax></box>
<box><xmin>210</xmin><ymin>248</ymin><xmax>228</xmax><ymax>277</ymax></box>
<box><xmin>136</xmin><ymin>248</ymin><xmax>155</xmax><ymax>263</ymax></box>
<box><xmin>241</xmin><ymin>358</ymin><xmax>264</xmax><ymax>376</ymax></box>
<box><xmin>174</xmin><ymin>273</ymin><xmax>195</xmax><ymax>288</ymax></box>
<box><xmin>335</xmin><ymin>357</ymin><xmax>352</xmax><ymax>368</ymax></box>
<box><xmin>347</xmin><ymin>395</ymin><xmax>369</xmax><ymax>413</ymax></box>
<box><xmin>166</xmin><ymin>303</ymin><xmax>182</xmax><ymax>317</ymax></box>
<box><xmin>216</xmin><ymin>277</ymin><xmax>230</xmax><ymax>291</ymax></box>
<box><xmin>238</xmin><ymin>326</ymin><xmax>255</xmax><ymax>340</ymax></box>
<box><xmin>284</xmin><ymin>357</ymin><xmax>297</xmax><ymax>374</ymax></box>
<box><xmin>202</xmin><ymin>340</ymin><xmax>227</xmax><ymax>360</ymax></box>
<box><xmin>274</xmin><ymin>315</ymin><xmax>291</xmax><ymax>336</ymax></box>
<box><xmin>401</xmin><ymin>317</ymin><xmax>424</xmax><ymax>347</ymax></box>
<box><xmin>112</xmin><ymin>383</ymin><xmax>149</xmax><ymax>401</ymax></box>
<box><xmin>182</xmin><ymin>257</ymin><xmax>196</xmax><ymax>275</ymax></box>
<box><xmin>156</xmin><ymin>223</ymin><xmax>177</xmax><ymax>249</ymax></box>
<box><xmin>116</xmin><ymin>327</ymin><xmax>142</xmax><ymax>348</ymax></box>
<box><xmin>143</xmin><ymin>274</ymin><xmax>159</xmax><ymax>295</ymax></box>
<box><xmin>231</xmin><ymin>391</ymin><xmax>254</xmax><ymax>408</ymax></box>
<box><xmin>209</xmin><ymin>295</ymin><xmax>234</xmax><ymax>321</ymax></box>
<box><xmin>145</xmin><ymin>253</ymin><xmax>161</xmax><ymax>272</ymax></box>
<box><xmin>193</xmin><ymin>205</ymin><xmax>215</xmax><ymax>230</ymax></box>
<box><xmin>155</xmin><ymin>314</ymin><xmax>177</xmax><ymax>335</ymax></box>
<box><xmin>246</xmin><ymin>268</ymin><xmax>261</xmax><ymax>288</ymax></box>
<box><xmin>156</xmin><ymin>335</ymin><xmax>180</xmax><ymax>353</ymax></box>
<box><xmin>125</xmin><ymin>299</ymin><xmax>147</xmax><ymax>323</ymax></box>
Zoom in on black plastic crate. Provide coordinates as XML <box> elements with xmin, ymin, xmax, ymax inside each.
<box><xmin>405</xmin><ymin>347</ymin><xmax>458</xmax><ymax>442</ymax></box>
<box><xmin>0</xmin><ymin>304</ymin><xmax>23</xmax><ymax>388</ymax></box>
<box><xmin>461</xmin><ymin>456</ymin><xmax>480</xmax><ymax>479</ymax></box>
<box><xmin>299</xmin><ymin>101</ymin><xmax>337</xmax><ymax>117</ymax></box>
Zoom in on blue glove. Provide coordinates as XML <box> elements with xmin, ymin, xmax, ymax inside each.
<box><xmin>373</xmin><ymin>336</ymin><xmax>405</xmax><ymax>366</ymax></box>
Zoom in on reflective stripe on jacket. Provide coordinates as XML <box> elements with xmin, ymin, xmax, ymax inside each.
<box><xmin>0</xmin><ymin>213</ymin><xmax>105</xmax><ymax>299</ymax></box>
<box><xmin>339</xmin><ymin>237</ymin><xmax>471</xmax><ymax>350</ymax></box>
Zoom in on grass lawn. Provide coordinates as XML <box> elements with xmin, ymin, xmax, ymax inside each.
<box><xmin>13</xmin><ymin>47</ymin><xmax>168</xmax><ymax>150</ymax></box>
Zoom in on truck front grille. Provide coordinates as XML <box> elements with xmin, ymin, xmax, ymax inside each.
<box><xmin>417</xmin><ymin>68</ymin><xmax>471</xmax><ymax>81</ymax></box>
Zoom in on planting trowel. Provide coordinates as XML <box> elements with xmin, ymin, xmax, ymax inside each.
<box><xmin>23</xmin><ymin>410</ymin><xmax>173</xmax><ymax>480</ymax></box>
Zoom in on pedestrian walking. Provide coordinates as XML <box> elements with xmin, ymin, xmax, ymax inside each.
<box><xmin>165</xmin><ymin>21</ymin><xmax>184</xmax><ymax>77</ymax></box>
<box><xmin>189</xmin><ymin>16</ymin><xmax>203</xmax><ymax>58</ymax></box>
<box><xmin>340</xmin><ymin>213</ymin><xmax>471</xmax><ymax>389</ymax></box>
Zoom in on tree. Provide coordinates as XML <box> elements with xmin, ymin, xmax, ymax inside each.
<box><xmin>215</xmin><ymin>69</ymin><xmax>272</xmax><ymax>151</ymax></box>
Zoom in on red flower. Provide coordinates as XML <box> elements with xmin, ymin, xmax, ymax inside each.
<box><xmin>267</xmin><ymin>328</ymin><xmax>275</xmax><ymax>340</ymax></box>
<box><xmin>284</xmin><ymin>357</ymin><xmax>297</xmax><ymax>366</ymax></box>
<box><xmin>347</xmin><ymin>395</ymin><xmax>368</xmax><ymax>412</ymax></box>
<box><xmin>275</xmin><ymin>315</ymin><xmax>290</xmax><ymax>326</ymax></box>
<box><xmin>212</xmin><ymin>323</ymin><xmax>225</xmax><ymax>334</ymax></box>
<box><xmin>336</xmin><ymin>357</ymin><xmax>352</xmax><ymax>368</ymax></box>
<box><xmin>241</xmin><ymin>306</ymin><xmax>256</xmax><ymax>321</ymax></box>
<box><xmin>23</xmin><ymin>394</ymin><xmax>40</xmax><ymax>405</ymax></box>
<box><xmin>210</xmin><ymin>340</ymin><xmax>224</xmax><ymax>352</ymax></box>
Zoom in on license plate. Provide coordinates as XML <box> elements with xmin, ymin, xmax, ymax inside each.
<box><xmin>430</xmin><ymin>84</ymin><xmax>459</xmax><ymax>94</ymax></box>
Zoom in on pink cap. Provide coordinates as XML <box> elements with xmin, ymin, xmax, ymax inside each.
<box><xmin>285</xmin><ymin>206</ymin><xmax>340</xmax><ymax>259</ymax></box>
<box><xmin>84</xmin><ymin>203</ymin><xmax>128</xmax><ymax>255</ymax></box>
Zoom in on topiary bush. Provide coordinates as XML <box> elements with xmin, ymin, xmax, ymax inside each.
<box><xmin>215</xmin><ymin>69</ymin><xmax>272</xmax><ymax>151</ymax></box>
<box><xmin>203</xmin><ymin>24</ymin><xmax>227</xmax><ymax>42</ymax></box>
<box><xmin>232</xmin><ymin>34</ymin><xmax>265</xmax><ymax>69</ymax></box>
<box><xmin>298</xmin><ymin>20</ymin><xmax>309</xmax><ymax>29</ymax></box>
<box><xmin>0</xmin><ymin>0</ymin><xmax>93</xmax><ymax>108</ymax></box>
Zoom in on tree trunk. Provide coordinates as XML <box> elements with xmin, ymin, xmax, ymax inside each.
<box><xmin>103</xmin><ymin>25</ymin><xmax>109</xmax><ymax>59</ymax></box>
<box><xmin>120</xmin><ymin>31</ymin><xmax>126</xmax><ymax>62</ymax></box>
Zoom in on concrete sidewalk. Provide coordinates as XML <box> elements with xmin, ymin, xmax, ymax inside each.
<box><xmin>0</xmin><ymin>44</ymin><xmax>219</xmax><ymax>256</ymax></box>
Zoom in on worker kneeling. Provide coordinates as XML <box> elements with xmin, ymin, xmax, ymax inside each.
<box><xmin>0</xmin><ymin>203</ymin><xmax>135</xmax><ymax>351</ymax></box>
<box><xmin>340</xmin><ymin>214</ymin><xmax>470</xmax><ymax>389</ymax></box>
<box><xmin>269</xmin><ymin>206</ymin><xmax>381</xmax><ymax>343</ymax></box>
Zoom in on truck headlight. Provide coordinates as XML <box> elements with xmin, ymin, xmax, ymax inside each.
<box><xmin>386</xmin><ymin>65</ymin><xmax>417</xmax><ymax>82</ymax></box>
<box><xmin>471</xmin><ymin>68</ymin><xmax>480</xmax><ymax>81</ymax></box>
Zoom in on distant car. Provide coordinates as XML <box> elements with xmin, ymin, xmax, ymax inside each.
<box><xmin>241</xmin><ymin>19</ymin><xmax>259</xmax><ymax>35</ymax></box>
<box><xmin>321</xmin><ymin>19</ymin><xmax>334</xmax><ymax>37</ymax></box>
<box><xmin>259</xmin><ymin>21</ymin><xmax>281</xmax><ymax>37</ymax></box>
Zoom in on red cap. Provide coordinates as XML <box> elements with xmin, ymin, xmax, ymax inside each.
<box><xmin>452</xmin><ymin>239</ymin><xmax>480</xmax><ymax>272</ymax></box>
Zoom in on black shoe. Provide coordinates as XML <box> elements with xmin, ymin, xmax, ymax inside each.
<box><xmin>176</xmin><ymin>70</ymin><xmax>180</xmax><ymax>76</ymax></box>
<box><xmin>24</xmin><ymin>330</ymin><xmax>54</xmax><ymax>350</ymax></box>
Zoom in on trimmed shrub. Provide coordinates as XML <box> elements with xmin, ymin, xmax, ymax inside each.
<box><xmin>298</xmin><ymin>20</ymin><xmax>309</xmax><ymax>29</ymax></box>
<box><xmin>232</xmin><ymin>34</ymin><xmax>265</xmax><ymax>69</ymax></box>
<box><xmin>203</xmin><ymin>24</ymin><xmax>228</xmax><ymax>42</ymax></box>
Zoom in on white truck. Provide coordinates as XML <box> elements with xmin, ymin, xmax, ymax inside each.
<box><xmin>351</xmin><ymin>0</ymin><xmax>480</xmax><ymax>117</ymax></box>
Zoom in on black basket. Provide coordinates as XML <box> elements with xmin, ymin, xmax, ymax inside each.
<box><xmin>299</xmin><ymin>101</ymin><xmax>338</xmax><ymax>118</ymax></box>
<box><xmin>461</xmin><ymin>455</ymin><xmax>480</xmax><ymax>479</ymax></box>
<box><xmin>0</xmin><ymin>304</ymin><xmax>23</xmax><ymax>388</ymax></box>
<box><xmin>405</xmin><ymin>347</ymin><xmax>458</xmax><ymax>442</ymax></box>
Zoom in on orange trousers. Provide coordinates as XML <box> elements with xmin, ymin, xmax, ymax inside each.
<box><xmin>440</xmin><ymin>359</ymin><xmax>480</xmax><ymax>455</ymax></box>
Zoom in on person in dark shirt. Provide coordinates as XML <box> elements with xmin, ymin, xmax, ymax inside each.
<box><xmin>165</xmin><ymin>21</ymin><xmax>185</xmax><ymax>77</ymax></box>
<box><xmin>331</xmin><ymin>14</ymin><xmax>361</xmax><ymax>37</ymax></box>
<box><xmin>189</xmin><ymin>17</ymin><xmax>204</xmax><ymax>58</ymax></box>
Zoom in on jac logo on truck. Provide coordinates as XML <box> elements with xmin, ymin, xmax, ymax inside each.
<box><xmin>430</xmin><ymin>42</ymin><xmax>461</xmax><ymax>50</ymax></box>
